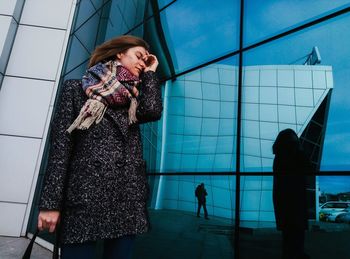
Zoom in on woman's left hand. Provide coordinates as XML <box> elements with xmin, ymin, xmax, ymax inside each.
<box><xmin>143</xmin><ymin>54</ymin><xmax>159</xmax><ymax>73</ymax></box>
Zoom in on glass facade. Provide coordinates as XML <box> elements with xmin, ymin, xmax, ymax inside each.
<box><xmin>27</xmin><ymin>1</ymin><xmax>350</xmax><ymax>258</ymax></box>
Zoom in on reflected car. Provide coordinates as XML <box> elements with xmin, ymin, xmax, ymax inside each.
<box><xmin>319</xmin><ymin>201</ymin><xmax>350</xmax><ymax>222</ymax></box>
<box><xmin>335</xmin><ymin>212</ymin><xmax>350</xmax><ymax>223</ymax></box>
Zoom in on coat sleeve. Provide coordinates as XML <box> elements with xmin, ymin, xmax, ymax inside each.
<box><xmin>136</xmin><ymin>71</ymin><xmax>163</xmax><ymax>124</ymax></box>
<box><xmin>39</xmin><ymin>80</ymin><xmax>77</xmax><ymax>210</ymax></box>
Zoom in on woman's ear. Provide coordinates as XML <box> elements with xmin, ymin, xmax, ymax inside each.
<box><xmin>116</xmin><ymin>53</ymin><xmax>122</xmax><ymax>59</ymax></box>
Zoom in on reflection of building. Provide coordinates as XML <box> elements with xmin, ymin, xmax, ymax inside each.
<box><xmin>152</xmin><ymin>64</ymin><xmax>333</xmax><ymax>223</ymax></box>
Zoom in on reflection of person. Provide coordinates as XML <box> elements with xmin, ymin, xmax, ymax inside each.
<box><xmin>195</xmin><ymin>183</ymin><xmax>209</xmax><ymax>219</ymax></box>
<box><xmin>272</xmin><ymin>129</ymin><xmax>311</xmax><ymax>259</ymax></box>
<box><xmin>37</xmin><ymin>35</ymin><xmax>162</xmax><ymax>258</ymax></box>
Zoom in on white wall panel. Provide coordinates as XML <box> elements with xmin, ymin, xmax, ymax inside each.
<box><xmin>295</xmin><ymin>70</ymin><xmax>312</xmax><ymax>87</ymax></box>
<box><xmin>0</xmin><ymin>135</ymin><xmax>41</xmax><ymax>203</ymax></box>
<box><xmin>277</xmin><ymin>70</ymin><xmax>294</xmax><ymax>87</ymax></box>
<box><xmin>6</xmin><ymin>25</ymin><xmax>66</xmax><ymax>80</ymax></box>
<box><xmin>20</xmin><ymin>0</ymin><xmax>73</xmax><ymax>29</ymax></box>
<box><xmin>219</xmin><ymin>67</ymin><xmax>236</xmax><ymax>85</ymax></box>
<box><xmin>0</xmin><ymin>0</ymin><xmax>25</xmax><ymax>20</ymax></box>
<box><xmin>260</xmin><ymin>86</ymin><xmax>277</xmax><ymax>104</ymax></box>
<box><xmin>260</xmin><ymin>70</ymin><xmax>276</xmax><ymax>86</ymax></box>
<box><xmin>0</xmin><ymin>202</ymin><xmax>27</xmax><ymax>236</ymax></box>
<box><xmin>0</xmin><ymin>77</ymin><xmax>53</xmax><ymax>137</ymax></box>
<box><xmin>313</xmin><ymin>70</ymin><xmax>327</xmax><ymax>89</ymax></box>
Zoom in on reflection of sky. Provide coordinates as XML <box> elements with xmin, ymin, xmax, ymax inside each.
<box><xmin>319</xmin><ymin>176</ymin><xmax>350</xmax><ymax>194</ymax></box>
<box><xmin>161</xmin><ymin>0</ymin><xmax>239</xmax><ymax>71</ymax></box>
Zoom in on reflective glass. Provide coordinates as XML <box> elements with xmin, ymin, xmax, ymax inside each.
<box><xmin>240</xmin><ymin>175</ymin><xmax>350</xmax><ymax>258</ymax></box>
<box><xmin>161</xmin><ymin>56</ymin><xmax>238</xmax><ymax>173</ymax></box>
<box><xmin>135</xmin><ymin>175</ymin><xmax>234</xmax><ymax>258</ymax></box>
<box><xmin>157</xmin><ymin>0</ymin><xmax>175</xmax><ymax>10</ymax></box>
<box><xmin>242</xmin><ymin>12</ymin><xmax>350</xmax><ymax>172</ymax></box>
<box><xmin>244</xmin><ymin>1</ymin><xmax>350</xmax><ymax>46</ymax></box>
<box><xmin>160</xmin><ymin>0</ymin><xmax>240</xmax><ymax>73</ymax></box>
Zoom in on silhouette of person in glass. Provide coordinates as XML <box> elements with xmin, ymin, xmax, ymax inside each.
<box><xmin>195</xmin><ymin>183</ymin><xmax>209</xmax><ymax>219</ymax></box>
<box><xmin>273</xmin><ymin>129</ymin><xmax>311</xmax><ymax>259</ymax></box>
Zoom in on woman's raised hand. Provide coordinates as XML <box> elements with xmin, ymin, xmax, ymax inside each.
<box><xmin>143</xmin><ymin>54</ymin><xmax>158</xmax><ymax>73</ymax></box>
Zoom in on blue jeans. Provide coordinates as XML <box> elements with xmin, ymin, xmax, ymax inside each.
<box><xmin>61</xmin><ymin>235</ymin><xmax>135</xmax><ymax>259</ymax></box>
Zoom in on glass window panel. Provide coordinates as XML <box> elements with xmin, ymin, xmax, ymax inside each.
<box><xmin>242</xmin><ymin>137</ymin><xmax>261</xmax><ymax>159</ymax></box>
<box><xmin>221</xmin><ymin>84</ymin><xmax>236</xmax><ymax>102</ymax></box>
<box><xmin>242</xmin><ymin>86</ymin><xmax>259</xmax><ymax>103</ymax></box>
<box><xmin>260</xmin><ymin>140</ymin><xmax>274</xmax><ymax>159</ymax></box>
<box><xmin>182</xmin><ymin>136</ymin><xmax>200</xmax><ymax>154</ymax></box>
<box><xmin>167</xmin><ymin>115</ymin><xmax>184</xmax><ymax>134</ymax></box>
<box><xmin>241</xmin><ymin>175</ymin><xmax>350</xmax><ymax>258</ymax></box>
<box><xmin>278</xmin><ymin>105</ymin><xmax>296</xmax><ymax>124</ymax></box>
<box><xmin>162</xmin><ymin>57</ymin><xmax>238</xmax><ymax>173</ymax></box>
<box><xmin>313</xmin><ymin>70</ymin><xmax>327</xmax><ymax>89</ymax></box>
<box><xmin>199</xmin><ymin>136</ymin><xmax>217</xmax><ymax>154</ymax></box>
<box><xmin>260</xmin><ymin>104</ymin><xmax>278</xmax><ymax>122</ymax></box>
<box><xmin>278</xmin><ymin>87</ymin><xmax>295</xmax><ymax>105</ymax></box>
<box><xmin>295</xmin><ymin>88</ymin><xmax>314</xmax><ymax>106</ymax></box>
<box><xmin>295</xmin><ymin>69</ymin><xmax>313</xmax><ymax>88</ymax></box>
<box><xmin>314</xmin><ymin>89</ymin><xmax>325</xmax><ymax>105</ymax></box>
<box><xmin>64</xmin><ymin>35</ymin><xmax>90</xmax><ymax>73</ymax></box>
<box><xmin>169</xmin><ymin>80</ymin><xmax>185</xmax><ymax>97</ymax></box>
<box><xmin>74</xmin><ymin>0</ymin><xmax>97</xmax><ymax>29</ymax></box>
<box><xmin>168</xmin><ymin>97</ymin><xmax>184</xmax><ymax>115</ymax></box>
<box><xmin>244</xmin><ymin>1</ymin><xmax>350</xmax><ymax>45</ymax></box>
<box><xmin>243</xmin><ymin>12</ymin><xmax>350</xmax><ymax>172</ymax></box>
<box><xmin>202</xmin><ymin>82</ymin><xmax>220</xmax><ymax>101</ymax></box>
<box><xmin>277</xmin><ymin>69</ymin><xmax>294</xmax><ymax>87</ymax></box>
<box><xmin>203</xmin><ymin>100</ymin><xmax>220</xmax><ymax>117</ymax></box>
<box><xmin>242</xmin><ymin>120</ymin><xmax>260</xmax><ymax>139</ymax></box>
<box><xmin>185</xmin><ymin>98</ymin><xmax>202</xmax><ymax>116</ymax></box>
<box><xmin>157</xmin><ymin>0</ymin><xmax>174</xmax><ymax>9</ymax></box>
<box><xmin>131</xmin><ymin>176</ymin><xmax>235</xmax><ymax>258</ymax></box>
<box><xmin>260</xmin><ymin>69</ymin><xmax>277</xmax><ymax>86</ymax></box>
<box><xmin>219</xmin><ymin>66</ymin><xmax>237</xmax><ymax>85</ymax></box>
<box><xmin>242</xmin><ymin>103</ymin><xmax>259</xmax><ymax>120</ymax></box>
<box><xmin>260</xmin><ymin>122</ymin><xmax>278</xmax><ymax>140</ymax></box>
<box><xmin>75</xmin><ymin>11</ymin><xmax>101</xmax><ymax>53</ymax></box>
<box><xmin>183</xmin><ymin>116</ymin><xmax>201</xmax><ymax>135</ymax></box>
<box><xmin>201</xmin><ymin>118</ymin><xmax>219</xmax><ymax>136</ymax></box>
<box><xmin>296</xmin><ymin>106</ymin><xmax>313</xmax><ymax>125</ymax></box>
<box><xmin>184</xmin><ymin>80</ymin><xmax>202</xmax><ymax>99</ymax></box>
<box><xmin>160</xmin><ymin>0</ymin><xmax>240</xmax><ymax>72</ymax></box>
<box><xmin>216</xmin><ymin>136</ymin><xmax>234</xmax><ymax>153</ymax></box>
<box><xmin>196</xmin><ymin>154</ymin><xmax>215</xmax><ymax>171</ymax></box>
<box><xmin>260</xmin><ymin>87</ymin><xmax>277</xmax><ymax>104</ymax></box>
<box><xmin>219</xmin><ymin>118</ymin><xmax>235</xmax><ymax>135</ymax></box>
<box><xmin>243</xmin><ymin>69</ymin><xmax>259</xmax><ymax>86</ymax></box>
<box><xmin>201</xmin><ymin>66</ymin><xmax>220</xmax><ymax>84</ymax></box>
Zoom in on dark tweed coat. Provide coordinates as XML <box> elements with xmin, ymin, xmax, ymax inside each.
<box><xmin>39</xmin><ymin>71</ymin><xmax>162</xmax><ymax>244</ymax></box>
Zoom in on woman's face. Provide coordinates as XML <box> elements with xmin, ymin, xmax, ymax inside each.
<box><xmin>117</xmin><ymin>46</ymin><xmax>148</xmax><ymax>76</ymax></box>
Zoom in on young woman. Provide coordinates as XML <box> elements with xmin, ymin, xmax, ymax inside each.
<box><xmin>37</xmin><ymin>35</ymin><xmax>162</xmax><ymax>259</ymax></box>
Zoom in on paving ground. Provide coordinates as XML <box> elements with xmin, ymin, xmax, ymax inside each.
<box><xmin>1</xmin><ymin>209</ymin><xmax>350</xmax><ymax>259</ymax></box>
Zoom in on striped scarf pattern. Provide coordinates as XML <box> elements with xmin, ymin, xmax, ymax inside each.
<box><xmin>67</xmin><ymin>61</ymin><xmax>141</xmax><ymax>133</ymax></box>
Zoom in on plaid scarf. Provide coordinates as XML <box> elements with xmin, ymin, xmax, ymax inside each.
<box><xmin>67</xmin><ymin>61</ymin><xmax>141</xmax><ymax>133</ymax></box>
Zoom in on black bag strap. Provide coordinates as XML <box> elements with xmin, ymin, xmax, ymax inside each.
<box><xmin>22</xmin><ymin>229</ymin><xmax>39</xmax><ymax>259</ymax></box>
<box><xmin>22</xmin><ymin>228</ymin><xmax>59</xmax><ymax>259</ymax></box>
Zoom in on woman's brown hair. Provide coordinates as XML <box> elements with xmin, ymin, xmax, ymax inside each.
<box><xmin>88</xmin><ymin>35</ymin><xmax>150</xmax><ymax>68</ymax></box>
